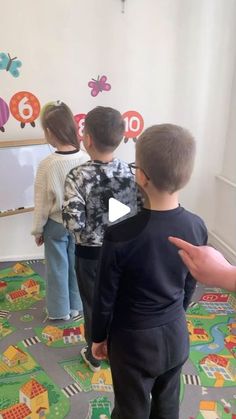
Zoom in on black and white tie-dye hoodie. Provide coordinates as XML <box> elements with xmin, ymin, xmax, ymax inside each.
<box><xmin>62</xmin><ymin>159</ymin><xmax>141</xmax><ymax>247</ymax></box>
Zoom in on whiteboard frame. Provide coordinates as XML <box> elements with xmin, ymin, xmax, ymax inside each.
<box><xmin>0</xmin><ymin>207</ymin><xmax>34</xmax><ymax>217</ymax></box>
<box><xmin>0</xmin><ymin>139</ymin><xmax>46</xmax><ymax>148</ymax></box>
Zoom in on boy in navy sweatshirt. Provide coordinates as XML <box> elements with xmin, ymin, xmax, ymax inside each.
<box><xmin>92</xmin><ymin>124</ymin><xmax>207</xmax><ymax>419</ymax></box>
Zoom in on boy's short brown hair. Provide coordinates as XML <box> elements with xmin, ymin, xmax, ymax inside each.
<box><xmin>84</xmin><ymin>106</ymin><xmax>125</xmax><ymax>152</ymax></box>
<box><xmin>136</xmin><ymin>124</ymin><xmax>196</xmax><ymax>193</ymax></box>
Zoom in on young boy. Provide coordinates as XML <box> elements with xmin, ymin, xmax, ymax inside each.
<box><xmin>92</xmin><ymin>124</ymin><xmax>208</xmax><ymax>419</ymax></box>
<box><xmin>62</xmin><ymin>106</ymin><xmax>140</xmax><ymax>372</ymax></box>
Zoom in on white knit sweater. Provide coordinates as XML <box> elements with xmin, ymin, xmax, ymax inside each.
<box><xmin>32</xmin><ymin>150</ymin><xmax>89</xmax><ymax>236</ymax></box>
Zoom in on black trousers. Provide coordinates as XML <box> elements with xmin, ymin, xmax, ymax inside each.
<box><xmin>108</xmin><ymin>315</ymin><xmax>189</xmax><ymax>419</ymax></box>
<box><xmin>75</xmin><ymin>256</ymin><xmax>99</xmax><ymax>360</ymax></box>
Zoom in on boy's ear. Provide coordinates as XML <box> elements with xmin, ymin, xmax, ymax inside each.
<box><xmin>136</xmin><ymin>168</ymin><xmax>149</xmax><ymax>188</ymax></box>
<box><xmin>84</xmin><ymin>133</ymin><xmax>93</xmax><ymax>148</ymax></box>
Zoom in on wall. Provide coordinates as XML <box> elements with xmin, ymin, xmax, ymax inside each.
<box><xmin>0</xmin><ymin>0</ymin><xmax>236</xmax><ymax>260</ymax></box>
<box><xmin>210</xmin><ymin>56</ymin><xmax>236</xmax><ymax>263</ymax></box>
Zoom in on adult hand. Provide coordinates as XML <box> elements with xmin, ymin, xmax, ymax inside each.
<box><xmin>92</xmin><ymin>340</ymin><xmax>108</xmax><ymax>360</ymax></box>
<box><xmin>168</xmin><ymin>237</ymin><xmax>236</xmax><ymax>291</ymax></box>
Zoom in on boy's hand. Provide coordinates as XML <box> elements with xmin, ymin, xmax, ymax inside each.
<box><xmin>92</xmin><ymin>340</ymin><xmax>108</xmax><ymax>360</ymax></box>
<box><xmin>35</xmin><ymin>235</ymin><xmax>44</xmax><ymax>246</ymax></box>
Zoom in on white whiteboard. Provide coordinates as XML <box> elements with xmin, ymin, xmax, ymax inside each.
<box><xmin>0</xmin><ymin>144</ymin><xmax>52</xmax><ymax>211</ymax></box>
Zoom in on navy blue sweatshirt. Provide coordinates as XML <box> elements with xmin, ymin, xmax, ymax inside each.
<box><xmin>92</xmin><ymin>206</ymin><xmax>207</xmax><ymax>342</ymax></box>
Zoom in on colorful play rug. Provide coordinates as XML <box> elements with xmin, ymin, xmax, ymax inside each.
<box><xmin>0</xmin><ymin>260</ymin><xmax>235</xmax><ymax>419</ymax></box>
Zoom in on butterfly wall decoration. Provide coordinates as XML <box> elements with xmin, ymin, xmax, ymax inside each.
<box><xmin>88</xmin><ymin>75</ymin><xmax>111</xmax><ymax>97</ymax></box>
<box><xmin>0</xmin><ymin>52</ymin><xmax>22</xmax><ymax>78</ymax></box>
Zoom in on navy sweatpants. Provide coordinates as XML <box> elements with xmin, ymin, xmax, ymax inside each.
<box><xmin>108</xmin><ymin>314</ymin><xmax>189</xmax><ymax>419</ymax></box>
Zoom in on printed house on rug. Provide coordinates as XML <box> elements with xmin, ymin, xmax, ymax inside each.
<box><xmin>199</xmin><ymin>400</ymin><xmax>223</xmax><ymax>419</ymax></box>
<box><xmin>42</xmin><ymin>325</ymin><xmax>63</xmax><ymax>343</ymax></box>
<box><xmin>21</xmin><ymin>279</ymin><xmax>40</xmax><ymax>296</ymax></box>
<box><xmin>2</xmin><ymin>345</ymin><xmax>28</xmax><ymax>367</ymax></box>
<box><xmin>13</xmin><ymin>263</ymin><xmax>30</xmax><ymax>274</ymax></box>
<box><xmin>0</xmin><ymin>402</ymin><xmax>32</xmax><ymax>419</ymax></box>
<box><xmin>199</xmin><ymin>293</ymin><xmax>236</xmax><ymax>314</ymax></box>
<box><xmin>187</xmin><ymin>320</ymin><xmax>209</xmax><ymax>342</ymax></box>
<box><xmin>91</xmin><ymin>370</ymin><xmax>113</xmax><ymax>392</ymax></box>
<box><xmin>0</xmin><ymin>263</ymin><xmax>35</xmax><ymax>279</ymax></box>
<box><xmin>0</xmin><ymin>379</ymin><xmax>49</xmax><ymax>419</ymax></box>
<box><xmin>63</xmin><ymin>326</ymin><xmax>84</xmax><ymax>344</ymax></box>
<box><xmin>200</xmin><ymin>354</ymin><xmax>236</xmax><ymax>385</ymax></box>
<box><xmin>6</xmin><ymin>289</ymin><xmax>29</xmax><ymax>303</ymax></box>
<box><xmin>5</xmin><ymin>279</ymin><xmax>40</xmax><ymax>304</ymax></box>
<box><xmin>20</xmin><ymin>379</ymin><xmax>49</xmax><ymax>417</ymax></box>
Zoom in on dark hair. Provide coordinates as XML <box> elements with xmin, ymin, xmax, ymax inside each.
<box><xmin>136</xmin><ymin>124</ymin><xmax>196</xmax><ymax>193</ymax></box>
<box><xmin>84</xmin><ymin>106</ymin><xmax>125</xmax><ymax>152</ymax></box>
<box><xmin>41</xmin><ymin>101</ymin><xmax>79</xmax><ymax>149</ymax></box>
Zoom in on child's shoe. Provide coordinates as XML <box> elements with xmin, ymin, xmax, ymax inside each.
<box><xmin>70</xmin><ymin>309</ymin><xmax>79</xmax><ymax>318</ymax></box>
<box><xmin>81</xmin><ymin>346</ymin><xmax>101</xmax><ymax>372</ymax></box>
<box><xmin>70</xmin><ymin>309</ymin><xmax>84</xmax><ymax>319</ymax></box>
<box><xmin>43</xmin><ymin>308</ymin><xmax>70</xmax><ymax>322</ymax></box>
<box><xmin>48</xmin><ymin>314</ymin><xmax>70</xmax><ymax>321</ymax></box>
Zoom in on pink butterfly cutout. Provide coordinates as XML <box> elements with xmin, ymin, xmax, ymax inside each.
<box><xmin>88</xmin><ymin>75</ymin><xmax>111</xmax><ymax>97</ymax></box>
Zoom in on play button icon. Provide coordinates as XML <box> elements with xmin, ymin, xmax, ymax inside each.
<box><xmin>108</xmin><ymin>198</ymin><xmax>131</xmax><ymax>223</ymax></box>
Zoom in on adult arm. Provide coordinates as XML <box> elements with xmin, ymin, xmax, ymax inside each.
<box><xmin>169</xmin><ymin>237</ymin><xmax>236</xmax><ymax>292</ymax></box>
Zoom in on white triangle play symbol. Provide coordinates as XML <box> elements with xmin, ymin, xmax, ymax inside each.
<box><xmin>108</xmin><ymin>197</ymin><xmax>131</xmax><ymax>222</ymax></box>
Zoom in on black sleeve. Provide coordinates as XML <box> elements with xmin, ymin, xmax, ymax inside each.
<box><xmin>92</xmin><ymin>233</ymin><xmax>122</xmax><ymax>343</ymax></box>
